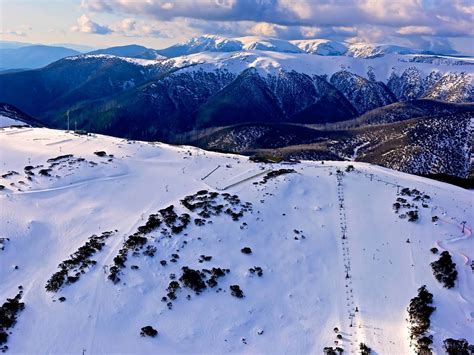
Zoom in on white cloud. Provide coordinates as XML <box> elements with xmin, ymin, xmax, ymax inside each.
<box><xmin>397</xmin><ymin>26</ymin><xmax>436</xmax><ymax>36</ymax></box>
<box><xmin>117</xmin><ymin>18</ymin><xmax>136</xmax><ymax>32</ymax></box>
<box><xmin>71</xmin><ymin>14</ymin><xmax>112</xmax><ymax>35</ymax></box>
<box><xmin>78</xmin><ymin>0</ymin><xmax>473</xmax><ymax>53</ymax></box>
<box><xmin>0</xmin><ymin>29</ymin><xmax>27</xmax><ymax>37</ymax></box>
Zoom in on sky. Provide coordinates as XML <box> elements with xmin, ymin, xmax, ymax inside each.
<box><xmin>1</xmin><ymin>0</ymin><xmax>473</xmax><ymax>54</ymax></box>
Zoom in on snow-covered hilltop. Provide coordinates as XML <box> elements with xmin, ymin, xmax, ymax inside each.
<box><xmin>0</xmin><ymin>126</ymin><xmax>473</xmax><ymax>354</ymax></box>
<box><xmin>158</xmin><ymin>34</ymin><xmax>438</xmax><ymax>59</ymax></box>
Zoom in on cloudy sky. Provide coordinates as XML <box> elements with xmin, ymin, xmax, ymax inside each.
<box><xmin>1</xmin><ymin>0</ymin><xmax>473</xmax><ymax>54</ymax></box>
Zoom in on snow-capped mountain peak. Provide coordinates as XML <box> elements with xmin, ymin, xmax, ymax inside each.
<box><xmin>236</xmin><ymin>36</ymin><xmax>302</xmax><ymax>53</ymax></box>
<box><xmin>291</xmin><ymin>39</ymin><xmax>348</xmax><ymax>56</ymax></box>
<box><xmin>157</xmin><ymin>34</ymin><xmax>467</xmax><ymax>59</ymax></box>
<box><xmin>346</xmin><ymin>43</ymin><xmax>415</xmax><ymax>58</ymax></box>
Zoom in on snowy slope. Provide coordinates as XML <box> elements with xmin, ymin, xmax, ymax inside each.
<box><xmin>0</xmin><ymin>115</ymin><xmax>28</xmax><ymax>128</ymax></box>
<box><xmin>159</xmin><ymin>35</ymin><xmax>459</xmax><ymax>59</ymax></box>
<box><xmin>346</xmin><ymin>43</ymin><xmax>415</xmax><ymax>58</ymax></box>
<box><xmin>292</xmin><ymin>39</ymin><xmax>348</xmax><ymax>56</ymax></box>
<box><xmin>165</xmin><ymin>50</ymin><xmax>474</xmax><ymax>84</ymax></box>
<box><xmin>236</xmin><ymin>36</ymin><xmax>302</xmax><ymax>53</ymax></box>
<box><xmin>0</xmin><ymin>127</ymin><xmax>473</xmax><ymax>354</ymax></box>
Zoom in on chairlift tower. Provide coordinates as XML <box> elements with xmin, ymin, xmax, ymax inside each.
<box><xmin>66</xmin><ymin>110</ymin><xmax>70</xmax><ymax>131</ymax></box>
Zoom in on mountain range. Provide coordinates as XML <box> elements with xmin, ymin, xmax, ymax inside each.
<box><xmin>0</xmin><ymin>35</ymin><xmax>472</xmax><ymax>180</ymax></box>
<box><xmin>0</xmin><ymin>35</ymin><xmax>467</xmax><ymax>70</ymax></box>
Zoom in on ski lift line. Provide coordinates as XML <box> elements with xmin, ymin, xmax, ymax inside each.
<box><xmin>201</xmin><ymin>165</ymin><xmax>221</xmax><ymax>180</ymax></box>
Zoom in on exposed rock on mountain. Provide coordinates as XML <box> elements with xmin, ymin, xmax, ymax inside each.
<box><xmin>330</xmin><ymin>71</ymin><xmax>396</xmax><ymax>114</ymax></box>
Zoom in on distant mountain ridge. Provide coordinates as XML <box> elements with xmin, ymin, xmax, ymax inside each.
<box><xmin>0</xmin><ymin>49</ymin><xmax>472</xmax><ymax>143</ymax></box>
<box><xmin>88</xmin><ymin>44</ymin><xmax>165</xmax><ymax>60</ymax></box>
<box><xmin>0</xmin><ymin>45</ymin><xmax>80</xmax><ymax>69</ymax></box>
<box><xmin>1</xmin><ymin>35</ymin><xmax>470</xmax><ymax>71</ymax></box>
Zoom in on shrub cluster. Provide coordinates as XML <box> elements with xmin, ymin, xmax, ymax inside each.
<box><xmin>407</xmin><ymin>210</ymin><xmax>419</xmax><ymax>222</ymax></box>
<box><xmin>159</xmin><ymin>205</ymin><xmax>190</xmax><ymax>234</ymax></box>
<box><xmin>431</xmin><ymin>251</ymin><xmax>457</xmax><ymax>288</ymax></box>
<box><xmin>179</xmin><ymin>267</ymin><xmax>207</xmax><ymax>293</ymax></box>
<box><xmin>162</xmin><ymin>266</ymin><xmax>230</xmax><ymax>307</ymax></box>
<box><xmin>359</xmin><ymin>343</ymin><xmax>371</xmax><ymax>354</ymax></box>
<box><xmin>393</xmin><ymin>188</ymin><xmax>430</xmax><ymax>222</ymax></box>
<box><xmin>140</xmin><ymin>326</ymin><xmax>158</xmax><ymax>337</ymax></box>
<box><xmin>407</xmin><ymin>285</ymin><xmax>436</xmax><ymax>354</ymax></box>
<box><xmin>109</xmin><ymin>205</ymin><xmax>192</xmax><ymax>283</ymax></box>
<box><xmin>240</xmin><ymin>247</ymin><xmax>252</xmax><ymax>254</ymax></box>
<box><xmin>443</xmin><ymin>338</ymin><xmax>474</xmax><ymax>354</ymax></box>
<box><xmin>1</xmin><ymin>171</ymin><xmax>19</xmax><ymax>179</ymax></box>
<box><xmin>46</xmin><ymin>154</ymin><xmax>74</xmax><ymax>163</ymax></box>
<box><xmin>0</xmin><ymin>292</ymin><xmax>25</xmax><ymax>352</ymax></box>
<box><xmin>181</xmin><ymin>190</ymin><xmax>252</xmax><ymax>222</ymax></box>
<box><xmin>323</xmin><ymin>346</ymin><xmax>344</xmax><ymax>354</ymax></box>
<box><xmin>249</xmin><ymin>266</ymin><xmax>263</xmax><ymax>277</ymax></box>
<box><xmin>38</xmin><ymin>168</ymin><xmax>52</xmax><ymax>177</ymax></box>
<box><xmin>46</xmin><ymin>231</ymin><xmax>115</xmax><ymax>292</ymax></box>
<box><xmin>198</xmin><ymin>255</ymin><xmax>212</xmax><ymax>263</ymax></box>
<box><xmin>259</xmin><ymin>169</ymin><xmax>296</xmax><ymax>185</ymax></box>
<box><xmin>229</xmin><ymin>285</ymin><xmax>244</xmax><ymax>298</ymax></box>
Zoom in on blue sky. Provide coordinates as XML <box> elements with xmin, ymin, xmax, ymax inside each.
<box><xmin>1</xmin><ymin>0</ymin><xmax>473</xmax><ymax>54</ymax></box>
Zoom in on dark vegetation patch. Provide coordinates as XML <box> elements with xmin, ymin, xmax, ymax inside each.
<box><xmin>198</xmin><ymin>255</ymin><xmax>212</xmax><ymax>263</ymax></box>
<box><xmin>359</xmin><ymin>343</ymin><xmax>371</xmax><ymax>354</ymax></box>
<box><xmin>38</xmin><ymin>168</ymin><xmax>52</xmax><ymax>177</ymax></box>
<box><xmin>162</xmin><ymin>266</ymin><xmax>230</xmax><ymax>306</ymax></box>
<box><xmin>443</xmin><ymin>338</ymin><xmax>474</xmax><ymax>354</ymax></box>
<box><xmin>108</xmin><ymin>190</ymin><xmax>257</xmax><ymax>308</ymax></box>
<box><xmin>179</xmin><ymin>267</ymin><xmax>207</xmax><ymax>293</ymax></box>
<box><xmin>109</xmin><ymin>204</ymin><xmax>192</xmax><ymax>284</ymax></box>
<box><xmin>431</xmin><ymin>251</ymin><xmax>457</xmax><ymax>288</ymax></box>
<box><xmin>407</xmin><ymin>285</ymin><xmax>435</xmax><ymax>354</ymax></box>
<box><xmin>259</xmin><ymin>169</ymin><xmax>296</xmax><ymax>185</ymax></box>
<box><xmin>248</xmin><ymin>266</ymin><xmax>263</xmax><ymax>277</ymax></box>
<box><xmin>323</xmin><ymin>346</ymin><xmax>344</xmax><ymax>354</ymax></box>
<box><xmin>229</xmin><ymin>285</ymin><xmax>244</xmax><ymax>298</ymax></box>
<box><xmin>240</xmin><ymin>247</ymin><xmax>252</xmax><ymax>254</ymax></box>
<box><xmin>46</xmin><ymin>154</ymin><xmax>74</xmax><ymax>163</ymax></box>
<box><xmin>1</xmin><ymin>171</ymin><xmax>19</xmax><ymax>179</ymax></box>
<box><xmin>4</xmin><ymin>155</ymin><xmax>104</xmax><ymax>191</ymax></box>
<box><xmin>0</xmin><ymin>238</ymin><xmax>9</xmax><ymax>252</ymax></box>
<box><xmin>140</xmin><ymin>326</ymin><xmax>158</xmax><ymax>338</ymax></box>
<box><xmin>0</xmin><ymin>292</ymin><xmax>25</xmax><ymax>352</ymax></box>
<box><xmin>181</xmin><ymin>190</ymin><xmax>252</xmax><ymax>221</ymax></box>
<box><xmin>46</xmin><ymin>231</ymin><xmax>115</xmax><ymax>292</ymax></box>
<box><xmin>392</xmin><ymin>188</ymin><xmax>430</xmax><ymax>222</ymax></box>
<box><xmin>249</xmin><ymin>155</ymin><xmax>283</xmax><ymax>164</ymax></box>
